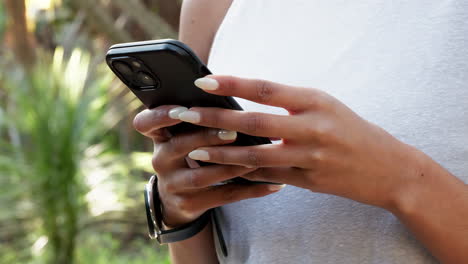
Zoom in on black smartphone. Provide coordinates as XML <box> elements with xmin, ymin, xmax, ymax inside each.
<box><xmin>106</xmin><ymin>39</ymin><xmax>272</xmax><ymax>184</ymax></box>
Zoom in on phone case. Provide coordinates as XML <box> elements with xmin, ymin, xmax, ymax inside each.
<box><xmin>106</xmin><ymin>39</ymin><xmax>272</xmax><ymax>184</ymax></box>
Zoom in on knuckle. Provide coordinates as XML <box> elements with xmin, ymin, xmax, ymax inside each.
<box><xmin>247</xmin><ymin>149</ymin><xmax>260</xmax><ymax>167</ymax></box>
<box><xmin>187</xmin><ymin>169</ymin><xmax>204</xmax><ymax>188</ymax></box>
<box><xmin>244</xmin><ymin>113</ymin><xmax>268</xmax><ymax>134</ymax></box>
<box><xmin>303</xmin><ymin>121</ymin><xmax>332</xmax><ymax>139</ymax></box>
<box><xmin>309</xmin><ymin>89</ymin><xmax>332</xmax><ymax>110</ymax></box>
<box><xmin>151</xmin><ymin>151</ymin><xmax>164</xmax><ymax>172</ymax></box>
<box><xmin>302</xmin><ymin>89</ymin><xmax>324</xmax><ymax>110</ymax></box>
<box><xmin>158</xmin><ymin>177</ymin><xmax>178</xmax><ymax>194</ymax></box>
<box><xmin>316</xmin><ymin>122</ymin><xmax>336</xmax><ymax>144</ymax></box>
<box><xmin>210</xmin><ymin>111</ymin><xmax>222</xmax><ymax>129</ymax></box>
<box><xmin>175</xmin><ymin>196</ymin><xmax>195</xmax><ymax>214</ymax></box>
<box><xmin>161</xmin><ymin>179</ymin><xmax>176</xmax><ymax>194</ymax></box>
<box><xmin>314</xmin><ymin>123</ymin><xmax>330</xmax><ymax>136</ymax></box>
<box><xmin>307</xmin><ymin>150</ymin><xmax>326</xmax><ymax>165</ymax></box>
<box><xmin>255</xmin><ymin>80</ymin><xmax>274</xmax><ymax>103</ymax></box>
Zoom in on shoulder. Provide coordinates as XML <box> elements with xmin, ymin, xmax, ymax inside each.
<box><xmin>179</xmin><ymin>0</ymin><xmax>233</xmax><ymax>64</ymax></box>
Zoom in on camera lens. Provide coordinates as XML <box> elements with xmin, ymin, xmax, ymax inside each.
<box><xmin>113</xmin><ymin>61</ymin><xmax>133</xmax><ymax>76</ymax></box>
<box><xmin>136</xmin><ymin>72</ymin><xmax>157</xmax><ymax>86</ymax></box>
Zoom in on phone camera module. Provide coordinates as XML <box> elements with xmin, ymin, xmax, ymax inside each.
<box><xmin>113</xmin><ymin>61</ymin><xmax>133</xmax><ymax>76</ymax></box>
<box><xmin>112</xmin><ymin>59</ymin><xmax>159</xmax><ymax>90</ymax></box>
<box><xmin>136</xmin><ymin>72</ymin><xmax>158</xmax><ymax>87</ymax></box>
<box><xmin>132</xmin><ymin>61</ymin><xmax>142</xmax><ymax>68</ymax></box>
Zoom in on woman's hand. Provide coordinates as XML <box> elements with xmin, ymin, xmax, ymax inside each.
<box><xmin>133</xmin><ymin>105</ymin><xmax>285</xmax><ymax>227</ymax></box>
<box><xmin>178</xmin><ymin>75</ymin><xmax>424</xmax><ymax>212</ymax></box>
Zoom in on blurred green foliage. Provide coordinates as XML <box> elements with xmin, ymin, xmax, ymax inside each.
<box><xmin>0</xmin><ymin>2</ymin><xmax>5</xmax><ymax>41</ymax></box>
<box><xmin>77</xmin><ymin>233</ymin><xmax>170</xmax><ymax>264</ymax></box>
<box><xmin>0</xmin><ymin>0</ymin><xmax>177</xmax><ymax>263</ymax></box>
<box><xmin>0</xmin><ymin>46</ymin><xmax>162</xmax><ymax>264</ymax></box>
<box><xmin>1</xmin><ymin>47</ymin><xmax>104</xmax><ymax>263</ymax></box>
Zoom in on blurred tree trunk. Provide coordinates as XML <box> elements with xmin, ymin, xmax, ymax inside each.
<box><xmin>68</xmin><ymin>0</ymin><xmax>133</xmax><ymax>44</ymax></box>
<box><xmin>154</xmin><ymin>0</ymin><xmax>181</xmax><ymax>32</ymax></box>
<box><xmin>0</xmin><ymin>2</ymin><xmax>6</xmax><ymax>42</ymax></box>
<box><xmin>4</xmin><ymin>0</ymin><xmax>36</xmax><ymax>68</ymax></box>
<box><xmin>113</xmin><ymin>0</ymin><xmax>176</xmax><ymax>39</ymax></box>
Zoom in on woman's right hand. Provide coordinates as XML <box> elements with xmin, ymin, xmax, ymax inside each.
<box><xmin>133</xmin><ymin>105</ymin><xmax>285</xmax><ymax>227</ymax></box>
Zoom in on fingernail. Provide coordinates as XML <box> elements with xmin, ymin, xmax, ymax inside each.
<box><xmin>194</xmin><ymin>77</ymin><xmax>219</xmax><ymax>90</ymax></box>
<box><xmin>188</xmin><ymin>150</ymin><xmax>210</xmax><ymax>161</ymax></box>
<box><xmin>268</xmin><ymin>184</ymin><xmax>286</xmax><ymax>192</ymax></box>
<box><xmin>178</xmin><ymin>111</ymin><xmax>201</xmax><ymax>123</ymax></box>
<box><xmin>218</xmin><ymin>130</ymin><xmax>237</xmax><ymax>140</ymax></box>
<box><xmin>168</xmin><ymin>107</ymin><xmax>188</xmax><ymax>119</ymax></box>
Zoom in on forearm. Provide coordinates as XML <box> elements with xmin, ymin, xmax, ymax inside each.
<box><xmin>169</xmin><ymin>221</ymin><xmax>219</xmax><ymax>264</ymax></box>
<box><xmin>392</xmin><ymin>148</ymin><xmax>468</xmax><ymax>264</ymax></box>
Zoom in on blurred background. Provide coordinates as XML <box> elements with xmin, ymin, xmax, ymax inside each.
<box><xmin>0</xmin><ymin>0</ymin><xmax>181</xmax><ymax>263</ymax></box>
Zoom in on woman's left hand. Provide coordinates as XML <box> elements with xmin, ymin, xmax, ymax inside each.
<box><xmin>177</xmin><ymin>75</ymin><xmax>424</xmax><ymax>211</ymax></box>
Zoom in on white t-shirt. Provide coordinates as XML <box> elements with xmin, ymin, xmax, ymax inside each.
<box><xmin>208</xmin><ymin>1</ymin><xmax>468</xmax><ymax>263</ymax></box>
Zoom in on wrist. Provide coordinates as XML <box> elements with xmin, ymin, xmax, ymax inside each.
<box><xmin>158</xmin><ymin>188</ymin><xmax>204</xmax><ymax>228</ymax></box>
<box><xmin>384</xmin><ymin>144</ymin><xmax>430</xmax><ymax>216</ymax></box>
<box><xmin>162</xmin><ymin>209</ymin><xmax>205</xmax><ymax>229</ymax></box>
<box><xmin>386</xmin><ymin>144</ymin><xmax>462</xmax><ymax>218</ymax></box>
<box><xmin>145</xmin><ymin>175</ymin><xmax>212</xmax><ymax>244</ymax></box>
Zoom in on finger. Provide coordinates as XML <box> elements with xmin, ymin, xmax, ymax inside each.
<box><xmin>187</xmin><ymin>144</ymin><xmax>306</xmax><ymax>167</ymax></box>
<box><xmin>194</xmin><ymin>75</ymin><xmax>320</xmax><ymax>112</ymax></box>
<box><xmin>178</xmin><ymin>107</ymin><xmax>301</xmax><ymax>138</ymax></box>
<box><xmin>133</xmin><ymin>105</ymin><xmax>187</xmax><ymax>137</ymax></box>
<box><xmin>166</xmin><ymin>165</ymin><xmax>256</xmax><ymax>192</ymax></box>
<box><xmin>161</xmin><ymin>128</ymin><xmax>238</xmax><ymax>161</ymax></box>
<box><xmin>177</xmin><ymin>182</ymin><xmax>286</xmax><ymax>214</ymax></box>
<box><xmin>242</xmin><ymin>167</ymin><xmax>308</xmax><ymax>188</ymax></box>
<box><xmin>152</xmin><ymin>128</ymin><xmax>238</xmax><ymax>173</ymax></box>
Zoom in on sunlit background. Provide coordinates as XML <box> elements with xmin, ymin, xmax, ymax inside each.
<box><xmin>0</xmin><ymin>1</ymin><xmax>180</xmax><ymax>263</ymax></box>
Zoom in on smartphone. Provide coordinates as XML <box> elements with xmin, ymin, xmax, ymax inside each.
<box><xmin>106</xmin><ymin>39</ymin><xmax>272</xmax><ymax>184</ymax></box>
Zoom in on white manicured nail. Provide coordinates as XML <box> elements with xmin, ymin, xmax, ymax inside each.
<box><xmin>194</xmin><ymin>77</ymin><xmax>219</xmax><ymax>90</ymax></box>
<box><xmin>168</xmin><ymin>107</ymin><xmax>188</xmax><ymax>119</ymax></box>
<box><xmin>188</xmin><ymin>150</ymin><xmax>210</xmax><ymax>161</ymax></box>
<box><xmin>268</xmin><ymin>184</ymin><xmax>286</xmax><ymax>192</ymax></box>
<box><xmin>178</xmin><ymin>111</ymin><xmax>201</xmax><ymax>123</ymax></box>
<box><xmin>218</xmin><ymin>130</ymin><xmax>237</xmax><ymax>140</ymax></box>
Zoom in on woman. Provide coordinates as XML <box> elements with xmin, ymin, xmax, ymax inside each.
<box><xmin>133</xmin><ymin>0</ymin><xmax>468</xmax><ymax>263</ymax></box>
